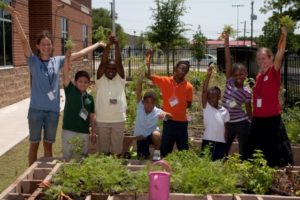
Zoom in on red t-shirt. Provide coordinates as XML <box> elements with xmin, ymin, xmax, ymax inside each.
<box><xmin>151</xmin><ymin>75</ymin><xmax>193</xmax><ymax>121</ymax></box>
<box><xmin>253</xmin><ymin>65</ymin><xmax>281</xmax><ymax>117</ymax></box>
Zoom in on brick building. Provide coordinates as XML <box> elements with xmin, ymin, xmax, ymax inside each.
<box><xmin>0</xmin><ymin>0</ymin><xmax>93</xmax><ymax>108</ymax></box>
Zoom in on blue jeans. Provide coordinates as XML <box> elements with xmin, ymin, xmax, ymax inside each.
<box><xmin>226</xmin><ymin>120</ymin><xmax>250</xmax><ymax>160</ymax></box>
<box><xmin>28</xmin><ymin>108</ymin><xmax>59</xmax><ymax>143</ymax></box>
<box><xmin>161</xmin><ymin>120</ymin><xmax>189</xmax><ymax>157</ymax></box>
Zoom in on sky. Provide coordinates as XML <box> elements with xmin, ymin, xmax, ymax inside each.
<box><xmin>91</xmin><ymin>0</ymin><xmax>282</xmax><ymax>40</ymax></box>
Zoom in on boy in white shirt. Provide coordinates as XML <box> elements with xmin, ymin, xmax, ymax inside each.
<box><xmin>201</xmin><ymin>63</ymin><xmax>230</xmax><ymax>160</ymax></box>
<box><xmin>134</xmin><ymin>52</ymin><xmax>172</xmax><ymax>159</ymax></box>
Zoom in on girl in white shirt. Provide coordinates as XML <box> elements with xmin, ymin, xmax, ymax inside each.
<box><xmin>201</xmin><ymin>63</ymin><xmax>230</xmax><ymax>160</ymax></box>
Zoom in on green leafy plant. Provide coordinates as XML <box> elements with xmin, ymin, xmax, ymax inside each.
<box><xmin>44</xmin><ymin>155</ymin><xmax>139</xmax><ymax>199</ymax></box>
<box><xmin>282</xmin><ymin>104</ymin><xmax>300</xmax><ymax>144</ymax></box>
<box><xmin>223</xmin><ymin>24</ymin><xmax>236</xmax><ymax>37</ymax></box>
<box><xmin>226</xmin><ymin>150</ymin><xmax>274</xmax><ymax>194</ymax></box>
<box><xmin>68</xmin><ymin>136</ymin><xmax>85</xmax><ymax>161</ymax></box>
<box><xmin>64</xmin><ymin>37</ymin><xmax>75</xmax><ymax>50</ymax></box>
<box><xmin>0</xmin><ymin>1</ymin><xmax>8</xmax><ymax>10</ymax></box>
<box><xmin>279</xmin><ymin>15</ymin><xmax>296</xmax><ymax>31</ymax></box>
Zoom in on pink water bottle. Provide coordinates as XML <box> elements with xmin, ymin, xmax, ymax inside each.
<box><xmin>148</xmin><ymin>160</ymin><xmax>171</xmax><ymax>200</ymax></box>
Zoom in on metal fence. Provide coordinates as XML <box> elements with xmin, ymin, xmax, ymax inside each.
<box><xmin>92</xmin><ymin>48</ymin><xmax>300</xmax><ymax>106</ymax></box>
<box><xmin>92</xmin><ymin>48</ymin><xmax>217</xmax><ymax>79</ymax></box>
<box><xmin>283</xmin><ymin>53</ymin><xmax>300</xmax><ymax>106</ymax></box>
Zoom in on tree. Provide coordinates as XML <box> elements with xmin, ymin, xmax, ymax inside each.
<box><xmin>146</xmin><ymin>0</ymin><xmax>188</xmax><ymax>74</ymax></box>
<box><xmin>260</xmin><ymin>0</ymin><xmax>300</xmax><ymax>21</ymax></box>
<box><xmin>92</xmin><ymin>8</ymin><xmax>128</xmax><ymax>47</ymax></box>
<box><xmin>191</xmin><ymin>26</ymin><xmax>207</xmax><ymax>68</ymax></box>
<box><xmin>258</xmin><ymin>0</ymin><xmax>300</xmax><ymax>53</ymax></box>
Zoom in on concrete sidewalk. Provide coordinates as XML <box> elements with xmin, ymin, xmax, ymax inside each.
<box><xmin>0</xmin><ymin>90</ymin><xmax>65</xmax><ymax>156</ymax></box>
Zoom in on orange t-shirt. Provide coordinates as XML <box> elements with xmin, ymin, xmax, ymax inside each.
<box><xmin>151</xmin><ymin>75</ymin><xmax>193</xmax><ymax>121</ymax></box>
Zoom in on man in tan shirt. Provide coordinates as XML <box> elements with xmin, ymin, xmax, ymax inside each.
<box><xmin>95</xmin><ymin>34</ymin><xmax>127</xmax><ymax>155</ymax></box>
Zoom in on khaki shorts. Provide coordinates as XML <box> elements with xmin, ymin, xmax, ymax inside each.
<box><xmin>62</xmin><ymin>129</ymin><xmax>90</xmax><ymax>161</ymax></box>
<box><xmin>96</xmin><ymin>122</ymin><xmax>125</xmax><ymax>155</ymax></box>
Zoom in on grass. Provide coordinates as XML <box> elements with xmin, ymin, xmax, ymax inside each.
<box><xmin>0</xmin><ymin>114</ymin><xmax>63</xmax><ymax>192</ymax></box>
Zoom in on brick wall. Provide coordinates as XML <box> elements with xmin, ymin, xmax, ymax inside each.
<box><xmin>0</xmin><ymin>0</ymin><xmax>31</xmax><ymax>108</ymax></box>
<box><xmin>0</xmin><ymin>0</ymin><xmax>93</xmax><ymax>108</ymax></box>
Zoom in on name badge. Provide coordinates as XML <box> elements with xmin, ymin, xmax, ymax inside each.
<box><xmin>47</xmin><ymin>91</ymin><xmax>55</xmax><ymax>101</ymax></box>
<box><xmin>257</xmin><ymin>98</ymin><xmax>262</xmax><ymax>108</ymax></box>
<box><xmin>229</xmin><ymin>100</ymin><xmax>237</xmax><ymax>108</ymax></box>
<box><xmin>169</xmin><ymin>97</ymin><xmax>179</xmax><ymax>107</ymax></box>
<box><xmin>110</xmin><ymin>99</ymin><xmax>117</xmax><ymax>105</ymax></box>
<box><xmin>79</xmin><ymin>108</ymin><xmax>88</xmax><ymax>120</ymax></box>
<box><xmin>264</xmin><ymin>75</ymin><xmax>269</xmax><ymax>82</ymax></box>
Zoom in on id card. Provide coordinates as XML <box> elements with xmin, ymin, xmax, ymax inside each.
<box><xmin>169</xmin><ymin>96</ymin><xmax>179</xmax><ymax>107</ymax></box>
<box><xmin>229</xmin><ymin>100</ymin><xmax>237</xmax><ymax>108</ymax></box>
<box><xmin>257</xmin><ymin>98</ymin><xmax>262</xmax><ymax>108</ymax></box>
<box><xmin>79</xmin><ymin>108</ymin><xmax>88</xmax><ymax>120</ymax></box>
<box><xmin>47</xmin><ymin>91</ymin><xmax>55</xmax><ymax>101</ymax></box>
<box><xmin>109</xmin><ymin>99</ymin><xmax>117</xmax><ymax>105</ymax></box>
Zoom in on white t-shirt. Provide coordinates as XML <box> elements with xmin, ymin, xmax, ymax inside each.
<box><xmin>203</xmin><ymin>103</ymin><xmax>230</xmax><ymax>143</ymax></box>
<box><xmin>134</xmin><ymin>101</ymin><xmax>162</xmax><ymax>137</ymax></box>
<box><xmin>95</xmin><ymin>74</ymin><xmax>127</xmax><ymax>123</ymax></box>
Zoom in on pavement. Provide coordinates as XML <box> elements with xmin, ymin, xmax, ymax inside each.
<box><xmin>0</xmin><ymin>90</ymin><xmax>65</xmax><ymax>157</ymax></box>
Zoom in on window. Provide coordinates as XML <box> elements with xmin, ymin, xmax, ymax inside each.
<box><xmin>0</xmin><ymin>0</ymin><xmax>12</xmax><ymax>67</ymax></box>
<box><xmin>83</xmin><ymin>25</ymin><xmax>88</xmax><ymax>48</ymax></box>
<box><xmin>60</xmin><ymin>17</ymin><xmax>68</xmax><ymax>54</ymax></box>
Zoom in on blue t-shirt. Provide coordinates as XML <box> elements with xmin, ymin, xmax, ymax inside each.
<box><xmin>27</xmin><ymin>54</ymin><xmax>65</xmax><ymax>112</ymax></box>
<box><xmin>134</xmin><ymin>101</ymin><xmax>163</xmax><ymax>137</ymax></box>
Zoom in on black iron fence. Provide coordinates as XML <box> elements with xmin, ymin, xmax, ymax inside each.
<box><xmin>283</xmin><ymin>53</ymin><xmax>300</xmax><ymax>106</ymax></box>
<box><xmin>92</xmin><ymin>48</ymin><xmax>217</xmax><ymax>79</ymax></box>
<box><xmin>92</xmin><ymin>48</ymin><xmax>300</xmax><ymax>106</ymax></box>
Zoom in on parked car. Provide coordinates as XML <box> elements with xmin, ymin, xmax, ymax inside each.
<box><xmin>181</xmin><ymin>54</ymin><xmax>217</xmax><ymax>67</ymax></box>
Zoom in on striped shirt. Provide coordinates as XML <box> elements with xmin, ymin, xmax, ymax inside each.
<box><xmin>222</xmin><ymin>78</ymin><xmax>252</xmax><ymax>122</ymax></box>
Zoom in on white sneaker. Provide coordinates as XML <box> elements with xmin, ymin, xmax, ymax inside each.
<box><xmin>153</xmin><ymin>150</ymin><xmax>161</xmax><ymax>161</ymax></box>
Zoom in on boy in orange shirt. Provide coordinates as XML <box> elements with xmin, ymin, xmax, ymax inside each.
<box><xmin>146</xmin><ymin>50</ymin><xmax>193</xmax><ymax>157</ymax></box>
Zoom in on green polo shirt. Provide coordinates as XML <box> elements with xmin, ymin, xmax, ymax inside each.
<box><xmin>63</xmin><ymin>82</ymin><xmax>95</xmax><ymax>133</ymax></box>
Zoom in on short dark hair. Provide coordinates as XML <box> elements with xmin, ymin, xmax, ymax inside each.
<box><xmin>232</xmin><ymin>62</ymin><xmax>247</xmax><ymax>74</ymax></box>
<box><xmin>208</xmin><ymin>86</ymin><xmax>221</xmax><ymax>96</ymax></box>
<box><xmin>143</xmin><ymin>90</ymin><xmax>157</xmax><ymax>102</ymax></box>
<box><xmin>176</xmin><ymin>60</ymin><xmax>190</xmax><ymax>70</ymax></box>
<box><xmin>75</xmin><ymin>70</ymin><xmax>90</xmax><ymax>82</ymax></box>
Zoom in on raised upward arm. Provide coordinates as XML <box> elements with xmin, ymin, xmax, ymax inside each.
<box><xmin>7</xmin><ymin>6</ymin><xmax>32</xmax><ymax>58</ymax></box>
<box><xmin>224</xmin><ymin>31</ymin><xmax>231</xmax><ymax>79</ymax></box>
<box><xmin>274</xmin><ymin>27</ymin><xmax>288</xmax><ymax>71</ymax></box>
<box><xmin>145</xmin><ymin>49</ymin><xmax>152</xmax><ymax>79</ymax></box>
<box><xmin>114</xmin><ymin>37</ymin><xmax>125</xmax><ymax>79</ymax></box>
<box><xmin>202</xmin><ymin>65</ymin><xmax>213</xmax><ymax>109</ymax></box>
<box><xmin>70</xmin><ymin>41</ymin><xmax>105</xmax><ymax>61</ymax></box>
<box><xmin>63</xmin><ymin>50</ymin><xmax>72</xmax><ymax>87</ymax></box>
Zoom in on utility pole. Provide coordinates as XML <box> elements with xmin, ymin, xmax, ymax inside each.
<box><xmin>241</xmin><ymin>21</ymin><xmax>246</xmax><ymax>46</ymax></box>
<box><xmin>111</xmin><ymin>0</ymin><xmax>116</xmax><ymax>35</ymax></box>
<box><xmin>232</xmin><ymin>4</ymin><xmax>244</xmax><ymax>46</ymax></box>
<box><xmin>250</xmin><ymin>1</ymin><xmax>257</xmax><ymax>48</ymax></box>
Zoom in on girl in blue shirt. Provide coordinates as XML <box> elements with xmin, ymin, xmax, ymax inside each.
<box><xmin>7</xmin><ymin>6</ymin><xmax>105</xmax><ymax>165</ymax></box>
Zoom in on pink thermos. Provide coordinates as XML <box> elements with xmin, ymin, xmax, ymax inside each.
<box><xmin>148</xmin><ymin>160</ymin><xmax>171</xmax><ymax>200</ymax></box>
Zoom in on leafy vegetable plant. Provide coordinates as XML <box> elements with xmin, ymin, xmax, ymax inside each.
<box><xmin>64</xmin><ymin>38</ymin><xmax>75</xmax><ymax>50</ymax></box>
<box><xmin>279</xmin><ymin>15</ymin><xmax>296</xmax><ymax>31</ymax></box>
<box><xmin>0</xmin><ymin>1</ymin><xmax>8</xmax><ymax>10</ymax></box>
<box><xmin>223</xmin><ymin>24</ymin><xmax>236</xmax><ymax>37</ymax></box>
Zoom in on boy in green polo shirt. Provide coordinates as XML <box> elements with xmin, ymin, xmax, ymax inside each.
<box><xmin>62</xmin><ymin>50</ymin><xmax>97</xmax><ymax>160</ymax></box>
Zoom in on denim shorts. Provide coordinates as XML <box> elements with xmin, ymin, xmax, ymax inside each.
<box><xmin>27</xmin><ymin>108</ymin><xmax>59</xmax><ymax>143</ymax></box>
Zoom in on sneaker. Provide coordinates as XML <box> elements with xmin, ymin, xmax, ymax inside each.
<box><xmin>152</xmin><ymin>150</ymin><xmax>161</xmax><ymax>161</ymax></box>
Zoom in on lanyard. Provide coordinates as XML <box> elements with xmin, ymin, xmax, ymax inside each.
<box><xmin>81</xmin><ymin>93</ymin><xmax>87</xmax><ymax>109</ymax></box>
<box><xmin>40</xmin><ymin>59</ymin><xmax>55</xmax><ymax>88</ymax></box>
